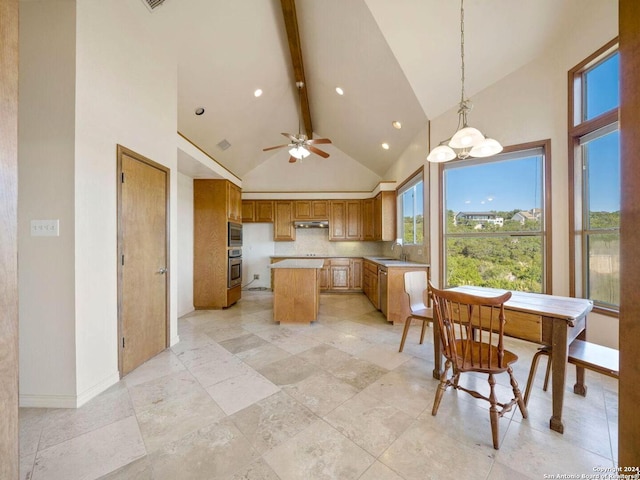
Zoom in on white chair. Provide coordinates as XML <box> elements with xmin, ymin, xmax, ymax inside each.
<box><xmin>398</xmin><ymin>270</ymin><xmax>433</xmax><ymax>352</ymax></box>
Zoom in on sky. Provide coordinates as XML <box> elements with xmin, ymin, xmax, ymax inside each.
<box><xmin>444</xmin><ymin>52</ymin><xmax>619</xmax><ymax>214</ymax></box>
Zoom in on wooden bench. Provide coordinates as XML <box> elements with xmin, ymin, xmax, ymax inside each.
<box><xmin>524</xmin><ymin>339</ymin><xmax>619</xmax><ymax>405</ymax></box>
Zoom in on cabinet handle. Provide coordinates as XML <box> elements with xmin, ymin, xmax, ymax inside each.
<box><xmin>158</xmin><ymin>268</ymin><xmax>168</xmax><ymax>274</ymax></box>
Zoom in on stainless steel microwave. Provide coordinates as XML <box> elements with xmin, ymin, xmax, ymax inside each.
<box><xmin>228</xmin><ymin>222</ymin><xmax>242</xmax><ymax>246</ymax></box>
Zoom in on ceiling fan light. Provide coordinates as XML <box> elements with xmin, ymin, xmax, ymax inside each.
<box><xmin>470</xmin><ymin>137</ymin><xmax>503</xmax><ymax>158</ymax></box>
<box><xmin>289</xmin><ymin>146</ymin><xmax>310</xmax><ymax>159</ymax></box>
<box><xmin>427</xmin><ymin>144</ymin><xmax>456</xmax><ymax>163</ymax></box>
<box><xmin>449</xmin><ymin>126</ymin><xmax>484</xmax><ymax>149</ymax></box>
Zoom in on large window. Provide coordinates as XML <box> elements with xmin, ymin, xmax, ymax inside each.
<box><xmin>442</xmin><ymin>142</ymin><xmax>550</xmax><ymax>292</ymax></box>
<box><xmin>570</xmin><ymin>40</ymin><xmax>620</xmax><ymax>313</ymax></box>
<box><xmin>397</xmin><ymin>170</ymin><xmax>424</xmax><ymax>245</ymax></box>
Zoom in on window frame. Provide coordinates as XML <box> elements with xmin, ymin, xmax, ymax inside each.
<box><xmin>438</xmin><ymin>140</ymin><xmax>552</xmax><ymax>292</ymax></box>
<box><xmin>568</xmin><ymin>38</ymin><xmax>620</xmax><ymax>316</ymax></box>
<box><xmin>396</xmin><ymin>167</ymin><xmax>425</xmax><ymax>246</ymax></box>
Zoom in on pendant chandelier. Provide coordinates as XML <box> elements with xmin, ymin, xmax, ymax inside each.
<box><xmin>427</xmin><ymin>0</ymin><xmax>503</xmax><ymax>163</ymax></box>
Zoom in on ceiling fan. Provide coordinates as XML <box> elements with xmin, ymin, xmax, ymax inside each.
<box><xmin>262</xmin><ymin>82</ymin><xmax>332</xmax><ymax>163</ymax></box>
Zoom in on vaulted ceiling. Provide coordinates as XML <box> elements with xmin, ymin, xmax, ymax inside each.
<box><xmin>172</xmin><ymin>0</ymin><xmax>584</xmax><ymax>183</ymax></box>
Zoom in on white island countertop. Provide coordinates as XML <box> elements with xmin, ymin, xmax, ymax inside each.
<box><xmin>269</xmin><ymin>259</ymin><xmax>325</xmax><ymax>269</ymax></box>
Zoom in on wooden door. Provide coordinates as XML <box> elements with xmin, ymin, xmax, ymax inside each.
<box><xmin>0</xmin><ymin>1</ymin><xmax>19</xmax><ymax>476</ymax></box>
<box><xmin>118</xmin><ymin>146</ymin><xmax>169</xmax><ymax>376</ymax></box>
<box><xmin>346</xmin><ymin>200</ymin><xmax>362</xmax><ymax>240</ymax></box>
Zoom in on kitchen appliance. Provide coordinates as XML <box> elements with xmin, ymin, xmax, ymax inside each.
<box><xmin>378</xmin><ymin>266</ymin><xmax>388</xmax><ymax>317</ymax></box>
<box><xmin>293</xmin><ymin>220</ymin><xmax>329</xmax><ymax>229</ymax></box>
<box><xmin>228</xmin><ymin>222</ymin><xmax>242</xmax><ymax>246</ymax></box>
<box><xmin>228</xmin><ymin>248</ymin><xmax>242</xmax><ymax>288</ymax></box>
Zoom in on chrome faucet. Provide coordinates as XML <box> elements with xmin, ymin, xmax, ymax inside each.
<box><xmin>391</xmin><ymin>241</ymin><xmax>408</xmax><ymax>261</ymax></box>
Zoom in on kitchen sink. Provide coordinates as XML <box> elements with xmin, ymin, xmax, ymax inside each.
<box><xmin>372</xmin><ymin>257</ymin><xmax>396</xmax><ymax>261</ymax></box>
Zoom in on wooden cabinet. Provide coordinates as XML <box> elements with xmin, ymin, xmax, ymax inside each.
<box><xmin>319</xmin><ymin>260</ymin><xmax>330</xmax><ymax>290</ymax></box>
<box><xmin>329</xmin><ymin>258</ymin><xmax>350</xmax><ymax>290</ymax></box>
<box><xmin>241</xmin><ymin>192</ymin><xmax>393</xmax><ymax>242</ymax></box>
<box><xmin>375</xmin><ymin>191</ymin><xmax>396</xmax><ymax>241</ymax></box>
<box><xmin>382</xmin><ymin>265</ymin><xmax>430</xmax><ymax>324</ymax></box>
<box><xmin>193</xmin><ymin>179</ymin><xmax>241</xmax><ymax>309</ymax></box>
<box><xmin>242</xmin><ymin>200</ymin><xmax>274</xmax><ymax>223</ymax></box>
<box><xmin>329</xmin><ymin>200</ymin><xmax>361</xmax><ymax>241</ymax></box>
<box><xmin>362</xmin><ymin>198</ymin><xmax>375</xmax><ymax>241</ymax></box>
<box><xmin>350</xmin><ymin>258</ymin><xmax>363</xmax><ymax>290</ymax></box>
<box><xmin>363</xmin><ymin>260</ymin><xmax>379</xmax><ymax>308</ymax></box>
<box><xmin>274</xmin><ymin>201</ymin><xmax>295</xmax><ymax>241</ymax></box>
<box><xmin>294</xmin><ymin>200</ymin><xmax>328</xmax><ymax>220</ymax></box>
<box><xmin>275</xmin><ymin>257</ymin><xmax>362</xmax><ymax>293</ymax></box>
<box><xmin>242</xmin><ymin>200</ymin><xmax>255</xmax><ymax>223</ymax></box>
<box><xmin>227</xmin><ymin>182</ymin><xmax>242</xmax><ymax>222</ymax></box>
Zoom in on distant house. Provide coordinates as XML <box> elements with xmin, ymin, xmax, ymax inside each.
<box><xmin>454</xmin><ymin>212</ymin><xmax>504</xmax><ymax>227</ymax></box>
<box><xmin>512</xmin><ymin>209</ymin><xmax>542</xmax><ymax>224</ymax></box>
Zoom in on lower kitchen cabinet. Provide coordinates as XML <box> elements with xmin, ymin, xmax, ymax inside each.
<box><xmin>363</xmin><ymin>260</ymin><xmax>379</xmax><ymax>308</ymax></box>
<box><xmin>272</xmin><ymin>257</ymin><xmax>362</xmax><ymax>293</ymax></box>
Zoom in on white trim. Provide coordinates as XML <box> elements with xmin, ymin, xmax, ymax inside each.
<box><xmin>170</xmin><ymin>334</ymin><xmax>180</xmax><ymax>347</ymax></box>
<box><xmin>19</xmin><ymin>371</ymin><xmax>120</xmax><ymax>408</ymax></box>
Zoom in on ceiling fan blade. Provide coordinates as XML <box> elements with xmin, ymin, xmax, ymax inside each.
<box><xmin>281</xmin><ymin>132</ymin><xmax>297</xmax><ymax>141</ymax></box>
<box><xmin>263</xmin><ymin>144</ymin><xmax>289</xmax><ymax>152</ymax></box>
<box><xmin>307</xmin><ymin>138</ymin><xmax>332</xmax><ymax>145</ymax></box>
<box><xmin>288</xmin><ymin>156</ymin><xmax>297</xmax><ymax>163</ymax></box>
<box><xmin>307</xmin><ymin>145</ymin><xmax>330</xmax><ymax>158</ymax></box>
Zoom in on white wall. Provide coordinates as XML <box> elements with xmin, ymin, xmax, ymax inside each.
<box><xmin>177</xmin><ymin>172</ymin><xmax>194</xmax><ymax>317</ymax></box>
<box><xmin>19</xmin><ymin>1</ymin><xmax>78</xmax><ymax>404</ymax></box>
<box><xmin>19</xmin><ymin>0</ymin><xmax>180</xmax><ymax>407</ymax></box>
<box><xmin>73</xmin><ymin>0</ymin><xmax>179</xmax><ymax>399</ymax></box>
<box><xmin>423</xmin><ymin>1</ymin><xmax>619</xmax><ymax>347</ymax></box>
<box><xmin>243</xmin><ymin>223</ymin><xmax>276</xmax><ymax>290</ymax></box>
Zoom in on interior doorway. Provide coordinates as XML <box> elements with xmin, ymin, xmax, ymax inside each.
<box><xmin>117</xmin><ymin>145</ymin><xmax>169</xmax><ymax>376</ymax></box>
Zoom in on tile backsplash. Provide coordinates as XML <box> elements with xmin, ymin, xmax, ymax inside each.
<box><xmin>274</xmin><ymin>229</ymin><xmax>383</xmax><ymax>256</ymax></box>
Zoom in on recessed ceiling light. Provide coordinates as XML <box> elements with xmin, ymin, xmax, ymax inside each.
<box><xmin>195</xmin><ymin>107</ymin><xmax>205</xmax><ymax>116</ymax></box>
<box><xmin>392</xmin><ymin>121</ymin><xmax>402</xmax><ymax>129</ymax></box>
<box><xmin>382</xmin><ymin>143</ymin><xmax>390</xmax><ymax>150</ymax></box>
<box><xmin>254</xmin><ymin>89</ymin><xmax>263</xmax><ymax>97</ymax></box>
<box><xmin>335</xmin><ymin>87</ymin><xmax>344</xmax><ymax>95</ymax></box>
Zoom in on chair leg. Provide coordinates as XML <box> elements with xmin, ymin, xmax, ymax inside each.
<box><xmin>488</xmin><ymin>373</ymin><xmax>500</xmax><ymax>450</ymax></box>
<box><xmin>524</xmin><ymin>347</ymin><xmax>550</xmax><ymax>407</ymax></box>
<box><xmin>432</xmin><ymin>360</ymin><xmax>450</xmax><ymax>416</ymax></box>
<box><xmin>508</xmin><ymin>365</ymin><xmax>528</xmax><ymax>419</ymax></box>
<box><xmin>419</xmin><ymin>319</ymin><xmax>428</xmax><ymax>345</ymax></box>
<box><xmin>542</xmin><ymin>354</ymin><xmax>551</xmax><ymax>392</ymax></box>
<box><xmin>399</xmin><ymin>316</ymin><xmax>413</xmax><ymax>352</ymax></box>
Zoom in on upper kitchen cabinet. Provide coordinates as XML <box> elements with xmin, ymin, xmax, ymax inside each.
<box><xmin>274</xmin><ymin>201</ymin><xmax>295</xmax><ymax>241</ymax></box>
<box><xmin>375</xmin><ymin>191</ymin><xmax>396</xmax><ymax>241</ymax></box>
<box><xmin>242</xmin><ymin>200</ymin><xmax>274</xmax><ymax>223</ymax></box>
<box><xmin>362</xmin><ymin>198</ymin><xmax>375</xmax><ymax>241</ymax></box>
<box><xmin>294</xmin><ymin>200</ymin><xmax>328</xmax><ymax>220</ymax></box>
<box><xmin>227</xmin><ymin>182</ymin><xmax>242</xmax><ymax>222</ymax></box>
<box><xmin>329</xmin><ymin>200</ymin><xmax>361</xmax><ymax>241</ymax></box>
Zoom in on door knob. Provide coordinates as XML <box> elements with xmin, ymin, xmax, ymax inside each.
<box><xmin>158</xmin><ymin>268</ymin><xmax>167</xmax><ymax>274</ymax></box>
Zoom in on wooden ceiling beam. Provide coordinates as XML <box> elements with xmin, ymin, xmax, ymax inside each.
<box><xmin>280</xmin><ymin>0</ymin><xmax>313</xmax><ymax>139</ymax></box>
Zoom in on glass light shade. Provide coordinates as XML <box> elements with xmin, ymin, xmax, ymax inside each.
<box><xmin>449</xmin><ymin>126</ymin><xmax>485</xmax><ymax>149</ymax></box>
<box><xmin>469</xmin><ymin>137</ymin><xmax>503</xmax><ymax>158</ymax></box>
<box><xmin>289</xmin><ymin>146</ymin><xmax>310</xmax><ymax>159</ymax></box>
<box><xmin>427</xmin><ymin>144</ymin><xmax>457</xmax><ymax>163</ymax></box>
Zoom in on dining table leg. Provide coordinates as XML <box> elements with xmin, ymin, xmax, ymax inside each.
<box><xmin>550</xmin><ymin>316</ymin><xmax>568</xmax><ymax>434</ymax></box>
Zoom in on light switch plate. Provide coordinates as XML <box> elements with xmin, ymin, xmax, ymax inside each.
<box><xmin>31</xmin><ymin>219</ymin><xmax>59</xmax><ymax>237</ymax></box>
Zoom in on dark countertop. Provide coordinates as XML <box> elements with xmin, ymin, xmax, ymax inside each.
<box><xmin>270</xmin><ymin>255</ymin><xmax>429</xmax><ymax>268</ymax></box>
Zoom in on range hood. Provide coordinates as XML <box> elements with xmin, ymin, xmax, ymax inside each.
<box><xmin>294</xmin><ymin>221</ymin><xmax>329</xmax><ymax>229</ymax></box>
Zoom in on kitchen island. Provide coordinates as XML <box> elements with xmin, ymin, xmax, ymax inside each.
<box><xmin>269</xmin><ymin>259</ymin><xmax>324</xmax><ymax>324</ymax></box>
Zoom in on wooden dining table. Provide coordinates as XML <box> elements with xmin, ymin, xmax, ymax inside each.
<box><xmin>431</xmin><ymin>285</ymin><xmax>593</xmax><ymax>434</ymax></box>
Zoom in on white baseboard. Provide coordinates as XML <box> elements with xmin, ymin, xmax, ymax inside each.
<box><xmin>170</xmin><ymin>334</ymin><xmax>180</xmax><ymax>347</ymax></box>
<box><xmin>19</xmin><ymin>371</ymin><xmax>121</xmax><ymax>409</ymax></box>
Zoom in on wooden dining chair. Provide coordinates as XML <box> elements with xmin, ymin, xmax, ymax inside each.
<box><xmin>398</xmin><ymin>271</ymin><xmax>433</xmax><ymax>352</ymax></box>
<box><xmin>429</xmin><ymin>282</ymin><xmax>528</xmax><ymax>449</ymax></box>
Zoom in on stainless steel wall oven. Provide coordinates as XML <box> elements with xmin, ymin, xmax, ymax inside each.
<box><xmin>228</xmin><ymin>248</ymin><xmax>242</xmax><ymax>288</ymax></box>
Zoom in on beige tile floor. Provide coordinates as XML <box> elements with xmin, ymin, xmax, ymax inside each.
<box><xmin>19</xmin><ymin>291</ymin><xmax>619</xmax><ymax>480</ymax></box>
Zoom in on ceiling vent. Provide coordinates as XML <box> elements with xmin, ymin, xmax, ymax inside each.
<box><xmin>217</xmin><ymin>139</ymin><xmax>231</xmax><ymax>151</ymax></box>
<box><xmin>140</xmin><ymin>0</ymin><xmax>167</xmax><ymax>12</ymax></box>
